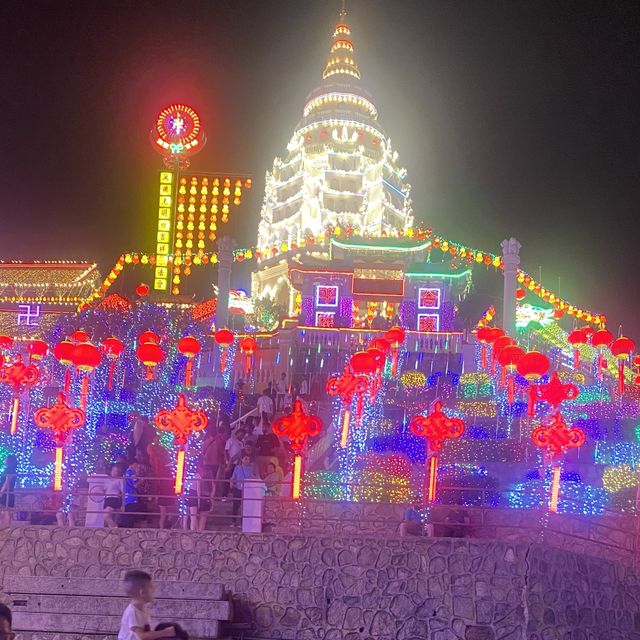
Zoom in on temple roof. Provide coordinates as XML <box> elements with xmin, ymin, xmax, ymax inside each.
<box><xmin>0</xmin><ymin>261</ymin><xmax>100</xmax><ymax>300</ymax></box>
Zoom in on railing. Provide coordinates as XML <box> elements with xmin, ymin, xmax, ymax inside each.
<box><xmin>2</xmin><ymin>476</ymin><xmax>639</xmax><ymax>567</ymax></box>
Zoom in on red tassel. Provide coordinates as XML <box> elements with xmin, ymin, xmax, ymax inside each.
<box><xmin>507</xmin><ymin>375</ymin><xmax>515</xmax><ymax>405</ymax></box>
<box><xmin>501</xmin><ymin>367</ymin><xmax>506</xmax><ymax>388</ymax></box>
<box><xmin>146</xmin><ymin>365</ymin><xmax>153</xmax><ymax>380</ymax></box>
<box><xmin>246</xmin><ymin>354</ymin><xmax>252</xmax><ymax>375</ymax></box>
<box><xmin>64</xmin><ymin>368</ymin><xmax>71</xmax><ymax>393</ymax></box>
<box><xmin>80</xmin><ymin>376</ymin><xmax>89</xmax><ymax>411</ymax></box>
<box><xmin>573</xmin><ymin>349</ymin><xmax>580</xmax><ymax>368</ymax></box>
<box><xmin>391</xmin><ymin>350</ymin><xmax>398</xmax><ymax>376</ymax></box>
<box><xmin>185</xmin><ymin>359</ymin><xmax>193</xmax><ymax>386</ymax></box>
<box><xmin>618</xmin><ymin>360</ymin><xmax>625</xmax><ymax>396</ymax></box>
<box><xmin>221</xmin><ymin>349</ymin><xmax>227</xmax><ymax>372</ymax></box>
<box><xmin>528</xmin><ymin>386</ymin><xmax>535</xmax><ymax>417</ymax></box>
<box><xmin>356</xmin><ymin>393</ymin><xmax>364</xmax><ymax>424</ymax></box>
<box><xmin>491</xmin><ymin>349</ymin><xmax>496</xmax><ymax>376</ymax></box>
<box><xmin>481</xmin><ymin>344</ymin><xmax>487</xmax><ymax>369</ymax></box>
<box><xmin>108</xmin><ymin>360</ymin><xmax>115</xmax><ymax>390</ymax></box>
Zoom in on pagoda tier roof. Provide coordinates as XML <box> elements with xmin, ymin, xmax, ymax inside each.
<box><xmin>288</xmin><ymin>246</ymin><xmax>469</xmax><ymax>279</ymax></box>
<box><xmin>0</xmin><ymin>261</ymin><xmax>101</xmax><ymax>300</ymax></box>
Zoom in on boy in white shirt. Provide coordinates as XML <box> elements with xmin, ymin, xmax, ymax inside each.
<box><xmin>118</xmin><ymin>570</ymin><xmax>175</xmax><ymax>640</ymax></box>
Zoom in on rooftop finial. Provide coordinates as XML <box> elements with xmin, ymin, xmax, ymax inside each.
<box><xmin>340</xmin><ymin>0</ymin><xmax>347</xmax><ymax>20</ymax></box>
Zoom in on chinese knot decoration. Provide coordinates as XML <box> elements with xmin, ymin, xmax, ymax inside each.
<box><xmin>531</xmin><ymin>412</ymin><xmax>586</xmax><ymax>513</ymax></box>
<box><xmin>531</xmin><ymin>412</ymin><xmax>586</xmax><ymax>457</ymax></box>
<box><xmin>0</xmin><ymin>355</ymin><xmax>39</xmax><ymax>435</ymax></box>
<box><xmin>154</xmin><ymin>394</ymin><xmax>208</xmax><ymax>494</ymax></box>
<box><xmin>272</xmin><ymin>400</ymin><xmax>322</xmax><ymax>499</ymax></box>
<box><xmin>34</xmin><ymin>393</ymin><xmax>86</xmax><ymax>491</ymax></box>
<box><xmin>410</xmin><ymin>400</ymin><xmax>465</xmax><ymax>503</ymax></box>
<box><xmin>326</xmin><ymin>364</ymin><xmax>370</xmax><ymax>447</ymax></box>
<box><xmin>533</xmin><ymin>372</ymin><xmax>579</xmax><ymax>409</ymax></box>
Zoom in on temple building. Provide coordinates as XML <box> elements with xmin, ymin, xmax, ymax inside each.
<box><xmin>253</xmin><ymin>12</ymin><xmax>414</xmax><ymax>311</ymax></box>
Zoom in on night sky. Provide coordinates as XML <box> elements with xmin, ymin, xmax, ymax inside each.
<box><xmin>0</xmin><ymin>1</ymin><xmax>638</xmax><ymax>333</ymax></box>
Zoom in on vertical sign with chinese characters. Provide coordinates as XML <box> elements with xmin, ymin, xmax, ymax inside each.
<box><xmin>154</xmin><ymin>171</ymin><xmax>174</xmax><ymax>291</ymax></box>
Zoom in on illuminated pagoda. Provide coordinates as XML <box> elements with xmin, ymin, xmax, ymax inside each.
<box><xmin>253</xmin><ymin>11</ymin><xmax>413</xmax><ymax>309</ymax></box>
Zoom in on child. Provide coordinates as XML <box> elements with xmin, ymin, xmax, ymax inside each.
<box><xmin>103</xmin><ymin>463</ymin><xmax>125</xmax><ymax>528</ymax></box>
<box><xmin>118</xmin><ymin>570</ymin><xmax>175</xmax><ymax>640</ymax></box>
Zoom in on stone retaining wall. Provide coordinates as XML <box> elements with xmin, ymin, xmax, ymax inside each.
<box><xmin>2</xmin><ymin>525</ymin><xmax>640</xmax><ymax>639</ymax></box>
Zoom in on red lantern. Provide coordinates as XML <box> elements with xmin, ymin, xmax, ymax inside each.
<box><xmin>27</xmin><ymin>339</ymin><xmax>48</xmax><ymax>362</ymax></box>
<box><xmin>476</xmin><ymin>327</ymin><xmax>491</xmax><ymax>369</ymax></box>
<box><xmin>177</xmin><ymin>336</ymin><xmax>201</xmax><ymax>386</ymax></box>
<box><xmin>517</xmin><ymin>351</ymin><xmax>550</xmax><ymax>381</ymax></box>
<box><xmin>34</xmin><ymin>393</ymin><xmax>85</xmax><ymax>491</ymax></box>
<box><xmin>492</xmin><ymin>335</ymin><xmax>515</xmax><ymax>377</ymax></box>
<box><xmin>272</xmin><ymin>400</ymin><xmax>322</xmax><ymax>499</ymax></box>
<box><xmin>516</xmin><ymin>288</ymin><xmax>526</xmax><ymax>301</ymax></box>
<box><xmin>350</xmin><ymin>351</ymin><xmax>376</xmax><ymax>375</ymax></box>
<box><xmin>54</xmin><ymin>339</ymin><xmax>75</xmax><ymax>392</ymax></box>
<box><xmin>214</xmin><ymin>329</ymin><xmax>234</xmax><ymax>371</ymax></box>
<box><xmin>71</xmin><ymin>342</ymin><xmax>101</xmax><ymax>410</ymax></box>
<box><xmin>384</xmin><ymin>326</ymin><xmax>405</xmax><ymax>376</ymax></box>
<box><xmin>70</xmin><ymin>330</ymin><xmax>89</xmax><ymax>343</ymax></box>
<box><xmin>239</xmin><ymin>336</ymin><xmax>258</xmax><ymax>375</ymax></box>
<box><xmin>484</xmin><ymin>327</ymin><xmax>505</xmax><ymax>345</ymax></box>
<box><xmin>567</xmin><ymin>329</ymin><xmax>587</xmax><ymax>368</ymax></box>
<box><xmin>591</xmin><ymin>329</ymin><xmax>614</xmax><ymax>380</ymax></box>
<box><xmin>72</xmin><ymin>342</ymin><xmax>101</xmax><ymax>372</ymax></box>
<box><xmin>517</xmin><ymin>351</ymin><xmax>550</xmax><ymax>417</ymax></box>
<box><xmin>368</xmin><ymin>337</ymin><xmax>391</xmax><ymax>355</ymax></box>
<box><xmin>410</xmin><ymin>401</ymin><xmax>465</xmax><ymax>504</ymax></box>
<box><xmin>136</xmin><ymin>342</ymin><xmax>165</xmax><ymax>380</ymax></box>
<box><xmin>553</xmin><ymin>309</ymin><xmax>564</xmax><ymax>319</ymax></box>
<box><xmin>326</xmin><ymin>364</ymin><xmax>370</xmax><ymax>445</ymax></box>
<box><xmin>101</xmin><ymin>337</ymin><xmax>124</xmax><ymax>390</ymax></box>
<box><xmin>135</xmin><ymin>283</ymin><xmax>150</xmax><ymax>297</ymax></box>
<box><xmin>591</xmin><ymin>329</ymin><xmax>613</xmax><ymax>349</ymax></box>
<box><xmin>0</xmin><ymin>355</ymin><xmax>39</xmax><ymax>434</ymax></box>
<box><xmin>154</xmin><ymin>394</ymin><xmax>208</xmax><ymax>494</ymax></box>
<box><xmin>138</xmin><ymin>330</ymin><xmax>160</xmax><ymax>346</ymax></box>
<box><xmin>498</xmin><ymin>345</ymin><xmax>524</xmax><ymax>404</ymax></box>
<box><xmin>610</xmin><ymin>336</ymin><xmax>635</xmax><ymax>395</ymax></box>
<box><xmin>531</xmin><ymin>412</ymin><xmax>586</xmax><ymax>512</ymax></box>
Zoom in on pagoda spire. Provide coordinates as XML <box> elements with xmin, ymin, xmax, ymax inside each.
<box><xmin>322</xmin><ymin>9</ymin><xmax>361</xmax><ymax>80</ymax></box>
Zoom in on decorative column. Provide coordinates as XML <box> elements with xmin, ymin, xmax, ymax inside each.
<box><xmin>216</xmin><ymin>236</ymin><xmax>236</xmax><ymax>329</ymax></box>
<box><xmin>501</xmin><ymin>237</ymin><xmax>521</xmax><ymax>335</ymax></box>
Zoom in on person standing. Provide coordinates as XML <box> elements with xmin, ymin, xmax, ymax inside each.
<box><xmin>275</xmin><ymin>372</ymin><xmax>287</xmax><ymax>411</ymax></box>
<box><xmin>299</xmin><ymin>375</ymin><xmax>309</xmax><ymax>400</ymax></box>
<box><xmin>201</xmin><ymin>425</ymin><xmax>225</xmax><ymax>497</ymax></box>
<box><xmin>230</xmin><ymin>453</ymin><xmax>258</xmax><ymax>525</ymax></box>
<box><xmin>257</xmin><ymin>389</ymin><xmax>274</xmax><ymax>431</ymax></box>
<box><xmin>222</xmin><ymin>428</ymin><xmax>245</xmax><ymax>497</ymax></box>
<box><xmin>103</xmin><ymin>463</ymin><xmax>124</xmax><ymax>528</ymax></box>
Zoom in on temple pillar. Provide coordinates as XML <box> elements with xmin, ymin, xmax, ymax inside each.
<box><xmin>216</xmin><ymin>236</ymin><xmax>236</xmax><ymax>329</ymax></box>
<box><xmin>501</xmin><ymin>237</ymin><xmax>521</xmax><ymax>335</ymax></box>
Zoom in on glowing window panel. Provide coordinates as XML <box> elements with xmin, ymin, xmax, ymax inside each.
<box><xmin>418</xmin><ymin>287</ymin><xmax>441</xmax><ymax>309</ymax></box>
<box><xmin>315</xmin><ymin>285</ymin><xmax>339</xmax><ymax>308</ymax></box>
<box><xmin>417</xmin><ymin>313</ymin><xmax>439</xmax><ymax>332</ymax></box>
<box><xmin>315</xmin><ymin>311</ymin><xmax>336</xmax><ymax>328</ymax></box>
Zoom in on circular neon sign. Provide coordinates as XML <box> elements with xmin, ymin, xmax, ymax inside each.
<box><xmin>154</xmin><ymin>104</ymin><xmax>203</xmax><ymax>154</ymax></box>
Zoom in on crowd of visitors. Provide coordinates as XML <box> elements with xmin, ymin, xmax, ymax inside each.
<box><xmin>95</xmin><ymin>401</ymin><xmax>291</xmax><ymax>531</ymax></box>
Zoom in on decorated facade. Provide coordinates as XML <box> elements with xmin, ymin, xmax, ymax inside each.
<box><xmin>0</xmin><ymin>9</ymin><xmax>638</xmax><ymax>528</ymax></box>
